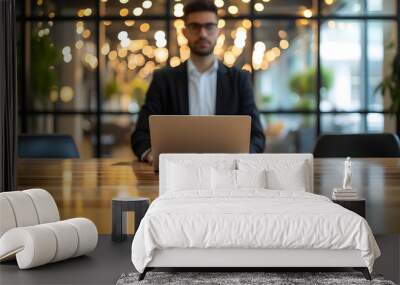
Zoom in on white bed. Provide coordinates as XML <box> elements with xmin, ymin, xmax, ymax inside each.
<box><xmin>131</xmin><ymin>154</ymin><xmax>380</xmax><ymax>281</ymax></box>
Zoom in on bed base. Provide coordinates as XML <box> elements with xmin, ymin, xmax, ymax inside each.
<box><xmin>138</xmin><ymin>248</ymin><xmax>372</xmax><ymax>281</ymax></box>
<box><xmin>138</xmin><ymin>267</ymin><xmax>371</xmax><ymax>281</ymax></box>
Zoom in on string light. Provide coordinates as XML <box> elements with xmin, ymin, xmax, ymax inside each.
<box><xmin>242</xmin><ymin>19</ymin><xmax>252</xmax><ymax>29</ymax></box>
<box><xmin>83</xmin><ymin>8</ymin><xmax>92</xmax><ymax>16</ymax></box>
<box><xmin>82</xmin><ymin>29</ymin><xmax>91</xmax><ymax>38</ymax></box>
<box><xmin>154</xmin><ymin>31</ymin><xmax>166</xmax><ymax>41</ymax></box>
<box><xmin>50</xmin><ymin>87</ymin><xmax>58</xmax><ymax>102</ymax></box>
<box><xmin>124</xmin><ymin>20</ymin><xmax>135</xmax><ymax>27</ymax></box>
<box><xmin>62</xmin><ymin>46</ymin><xmax>72</xmax><ymax>63</ymax></box>
<box><xmin>101</xmin><ymin>43</ymin><xmax>110</xmax><ymax>55</ymax></box>
<box><xmin>174</xmin><ymin>3</ymin><xmax>184</xmax><ymax>17</ymax></box>
<box><xmin>71</xmin><ymin>1</ymin><xmax>311</xmax><ymax>108</ymax></box>
<box><xmin>224</xmin><ymin>51</ymin><xmax>235</xmax><ymax>66</ymax></box>
<box><xmin>154</xmin><ymin>48</ymin><xmax>168</xmax><ymax>63</ymax></box>
<box><xmin>135</xmin><ymin>54</ymin><xmax>146</xmax><ymax>66</ymax></box>
<box><xmin>142</xmin><ymin>45</ymin><xmax>155</xmax><ymax>58</ymax></box>
<box><xmin>121</xmin><ymin>37</ymin><xmax>131</xmax><ymax>48</ymax></box>
<box><xmin>85</xmin><ymin>54</ymin><xmax>98</xmax><ymax>69</ymax></box>
<box><xmin>140</xmin><ymin>23</ymin><xmax>150</xmax><ymax>32</ymax></box>
<box><xmin>303</xmin><ymin>9</ymin><xmax>313</xmax><ymax>18</ymax></box>
<box><xmin>272</xmin><ymin>47</ymin><xmax>281</xmax><ymax>57</ymax></box>
<box><xmin>118</xmin><ymin>31</ymin><xmax>128</xmax><ymax>40</ymax></box>
<box><xmin>174</xmin><ymin>19</ymin><xmax>184</xmax><ymax>29</ymax></box>
<box><xmin>133</xmin><ymin>7</ymin><xmax>143</xmax><ymax>16</ymax></box>
<box><xmin>252</xmin><ymin>41</ymin><xmax>266</xmax><ymax>70</ymax></box>
<box><xmin>60</xmin><ymin>86</ymin><xmax>74</xmax><ymax>102</ymax></box>
<box><xmin>279</xmin><ymin>40</ymin><xmax>289</xmax><ymax>49</ymax></box>
<box><xmin>214</xmin><ymin>0</ymin><xmax>224</xmax><ymax>8</ymax></box>
<box><xmin>179</xmin><ymin>45</ymin><xmax>190</xmax><ymax>61</ymax></box>
<box><xmin>218</xmin><ymin>19</ymin><xmax>225</xmax><ymax>29</ymax></box>
<box><xmin>242</xmin><ymin>64</ymin><xmax>252</xmax><ymax>72</ymax></box>
<box><xmin>108</xmin><ymin>50</ymin><xmax>117</xmax><ymax>60</ymax></box>
<box><xmin>118</xmin><ymin>48</ymin><xmax>128</xmax><ymax>58</ymax></box>
<box><xmin>170</xmin><ymin>56</ymin><xmax>181</xmax><ymax>67</ymax></box>
<box><xmin>62</xmin><ymin>46</ymin><xmax>71</xmax><ymax>55</ymax></box>
<box><xmin>120</xmin><ymin>8</ymin><xmax>129</xmax><ymax>17</ymax></box>
<box><xmin>254</xmin><ymin>3</ymin><xmax>264</xmax><ymax>12</ymax></box>
<box><xmin>143</xmin><ymin>0</ymin><xmax>152</xmax><ymax>9</ymax></box>
<box><xmin>75</xmin><ymin>40</ymin><xmax>84</xmax><ymax>49</ymax></box>
<box><xmin>228</xmin><ymin>5</ymin><xmax>238</xmax><ymax>15</ymax></box>
<box><xmin>278</xmin><ymin>30</ymin><xmax>287</xmax><ymax>39</ymax></box>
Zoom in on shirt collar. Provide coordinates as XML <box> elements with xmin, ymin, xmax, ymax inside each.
<box><xmin>187</xmin><ymin>58</ymin><xmax>218</xmax><ymax>76</ymax></box>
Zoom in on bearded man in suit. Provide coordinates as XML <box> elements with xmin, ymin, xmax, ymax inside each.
<box><xmin>131</xmin><ymin>0</ymin><xmax>265</xmax><ymax>162</ymax></box>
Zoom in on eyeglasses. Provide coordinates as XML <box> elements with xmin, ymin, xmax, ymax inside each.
<box><xmin>186</xmin><ymin>23</ymin><xmax>218</xmax><ymax>34</ymax></box>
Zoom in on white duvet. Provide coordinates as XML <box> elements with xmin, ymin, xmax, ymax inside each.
<box><xmin>131</xmin><ymin>190</ymin><xmax>380</xmax><ymax>273</ymax></box>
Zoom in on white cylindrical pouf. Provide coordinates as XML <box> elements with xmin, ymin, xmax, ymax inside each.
<box><xmin>42</xmin><ymin>221</ymin><xmax>79</xmax><ymax>262</ymax></box>
<box><xmin>0</xmin><ymin>226</ymin><xmax>57</xmax><ymax>269</ymax></box>
<box><xmin>0</xmin><ymin>192</ymin><xmax>39</xmax><ymax>227</ymax></box>
<box><xmin>0</xmin><ymin>189</ymin><xmax>98</xmax><ymax>269</ymax></box>
<box><xmin>23</xmin><ymin>189</ymin><xmax>60</xmax><ymax>223</ymax></box>
<box><xmin>0</xmin><ymin>196</ymin><xmax>17</xmax><ymax>237</ymax></box>
<box><xmin>65</xmin><ymin>218</ymin><xmax>98</xmax><ymax>257</ymax></box>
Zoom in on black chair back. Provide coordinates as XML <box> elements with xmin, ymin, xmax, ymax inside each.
<box><xmin>18</xmin><ymin>134</ymin><xmax>80</xmax><ymax>158</ymax></box>
<box><xmin>313</xmin><ymin>133</ymin><xmax>400</xmax><ymax>158</ymax></box>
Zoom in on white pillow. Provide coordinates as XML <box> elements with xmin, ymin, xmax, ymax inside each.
<box><xmin>237</xmin><ymin>159</ymin><xmax>309</xmax><ymax>191</ymax></box>
<box><xmin>266</xmin><ymin>167</ymin><xmax>307</xmax><ymax>191</ymax></box>
<box><xmin>212</xmin><ymin>169</ymin><xmax>236</xmax><ymax>190</ymax></box>
<box><xmin>236</xmin><ymin>169</ymin><xmax>267</xmax><ymax>189</ymax></box>
<box><xmin>167</xmin><ymin>162</ymin><xmax>212</xmax><ymax>191</ymax></box>
<box><xmin>211</xmin><ymin>169</ymin><xmax>268</xmax><ymax>190</ymax></box>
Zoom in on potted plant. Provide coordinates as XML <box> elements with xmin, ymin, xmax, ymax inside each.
<box><xmin>30</xmin><ymin>30</ymin><xmax>62</xmax><ymax>108</ymax></box>
<box><xmin>289</xmin><ymin>67</ymin><xmax>333</xmax><ymax>111</ymax></box>
<box><xmin>104</xmin><ymin>78</ymin><xmax>121</xmax><ymax>101</ymax></box>
<box><xmin>288</xmin><ymin>67</ymin><xmax>333</xmax><ymax>152</ymax></box>
<box><xmin>129</xmin><ymin>77</ymin><xmax>149</xmax><ymax>108</ymax></box>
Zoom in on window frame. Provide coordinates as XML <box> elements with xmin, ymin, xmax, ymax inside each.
<box><xmin>17</xmin><ymin>0</ymin><xmax>400</xmax><ymax>157</ymax></box>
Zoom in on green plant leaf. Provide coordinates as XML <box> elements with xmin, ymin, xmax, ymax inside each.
<box><xmin>375</xmin><ymin>51</ymin><xmax>400</xmax><ymax>114</ymax></box>
<box><xmin>30</xmin><ymin>30</ymin><xmax>62</xmax><ymax>104</ymax></box>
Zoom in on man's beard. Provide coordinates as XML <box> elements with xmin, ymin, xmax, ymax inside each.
<box><xmin>188</xmin><ymin>39</ymin><xmax>216</xmax><ymax>56</ymax></box>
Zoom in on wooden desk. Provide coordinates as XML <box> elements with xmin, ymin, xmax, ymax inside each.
<box><xmin>16</xmin><ymin>158</ymin><xmax>400</xmax><ymax>234</ymax></box>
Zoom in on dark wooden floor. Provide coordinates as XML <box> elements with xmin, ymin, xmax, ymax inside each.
<box><xmin>0</xmin><ymin>235</ymin><xmax>134</xmax><ymax>285</ymax></box>
<box><xmin>1</xmin><ymin>235</ymin><xmax>398</xmax><ymax>284</ymax></box>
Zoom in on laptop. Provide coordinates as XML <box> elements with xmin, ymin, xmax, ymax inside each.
<box><xmin>149</xmin><ymin>115</ymin><xmax>251</xmax><ymax>171</ymax></box>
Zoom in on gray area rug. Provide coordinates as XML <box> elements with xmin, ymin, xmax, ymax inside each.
<box><xmin>116</xmin><ymin>271</ymin><xmax>396</xmax><ymax>285</ymax></box>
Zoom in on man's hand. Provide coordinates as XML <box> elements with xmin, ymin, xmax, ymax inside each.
<box><xmin>143</xmin><ymin>151</ymin><xmax>154</xmax><ymax>164</ymax></box>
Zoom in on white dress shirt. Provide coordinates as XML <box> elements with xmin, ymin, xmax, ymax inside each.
<box><xmin>187</xmin><ymin>58</ymin><xmax>218</xmax><ymax>115</ymax></box>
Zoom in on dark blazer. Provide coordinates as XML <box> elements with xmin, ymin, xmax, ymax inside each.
<box><xmin>131</xmin><ymin>60</ymin><xmax>266</xmax><ymax>160</ymax></box>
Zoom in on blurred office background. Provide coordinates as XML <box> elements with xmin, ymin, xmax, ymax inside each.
<box><xmin>16</xmin><ymin>0</ymin><xmax>399</xmax><ymax>158</ymax></box>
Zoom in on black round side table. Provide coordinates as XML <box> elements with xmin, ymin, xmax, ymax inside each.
<box><xmin>112</xmin><ymin>197</ymin><xmax>150</xmax><ymax>242</ymax></box>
